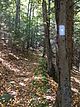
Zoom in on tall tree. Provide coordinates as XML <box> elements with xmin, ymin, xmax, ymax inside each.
<box><xmin>42</xmin><ymin>0</ymin><xmax>57</xmax><ymax>82</ymax></box>
<box><xmin>15</xmin><ymin>0</ymin><xmax>20</xmax><ymax>36</ymax></box>
<box><xmin>26</xmin><ymin>0</ymin><xmax>32</xmax><ymax>49</ymax></box>
<box><xmin>54</xmin><ymin>0</ymin><xmax>72</xmax><ymax>107</ymax></box>
<box><xmin>66</xmin><ymin>0</ymin><xmax>74</xmax><ymax>70</ymax></box>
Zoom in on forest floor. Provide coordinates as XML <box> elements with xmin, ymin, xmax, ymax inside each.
<box><xmin>0</xmin><ymin>47</ymin><xmax>80</xmax><ymax>107</ymax></box>
<box><xmin>0</xmin><ymin>48</ymin><xmax>57</xmax><ymax>107</ymax></box>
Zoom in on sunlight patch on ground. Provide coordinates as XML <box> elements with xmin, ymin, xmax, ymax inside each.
<box><xmin>71</xmin><ymin>77</ymin><xmax>80</xmax><ymax>84</ymax></box>
<box><xmin>24</xmin><ymin>58</ymin><xmax>28</xmax><ymax>61</ymax></box>
<box><xmin>10</xmin><ymin>91</ymin><xmax>17</xmax><ymax>96</ymax></box>
<box><xmin>19</xmin><ymin>82</ymin><xmax>26</xmax><ymax>86</ymax></box>
<box><xmin>71</xmin><ymin>88</ymin><xmax>79</xmax><ymax>93</ymax></box>
<box><xmin>9</xmin><ymin>81</ymin><xmax>15</xmax><ymax>84</ymax></box>
<box><xmin>73</xmin><ymin>66</ymin><xmax>80</xmax><ymax>73</ymax></box>
<box><xmin>23</xmin><ymin>78</ymin><xmax>29</xmax><ymax>82</ymax></box>
<box><xmin>33</xmin><ymin>62</ymin><xmax>39</xmax><ymax>65</ymax></box>
<box><xmin>33</xmin><ymin>76</ymin><xmax>42</xmax><ymax>80</ymax></box>
<box><xmin>44</xmin><ymin>95</ymin><xmax>55</xmax><ymax>101</ymax></box>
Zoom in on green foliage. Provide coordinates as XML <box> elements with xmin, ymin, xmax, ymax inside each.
<box><xmin>28</xmin><ymin>99</ymin><xmax>49</xmax><ymax>107</ymax></box>
<box><xmin>0</xmin><ymin>92</ymin><xmax>14</xmax><ymax>104</ymax></box>
<box><xmin>38</xmin><ymin>58</ymin><xmax>47</xmax><ymax>73</ymax></box>
<box><xmin>34</xmin><ymin>57</ymin><xmax>47</xmax><ymax>77</ymax></box>
<box><xmin>0</xmin><ymin>0</ymin><xmax>55</xmax><ymax>51</ymax></box>
<box><xmin>30</xmin><ymin>58</ymin><xmax>50</xmax><ymax>107</ymax></box>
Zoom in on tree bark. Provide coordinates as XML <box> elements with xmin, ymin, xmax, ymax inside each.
<box><xmin>54</xmin><ymin>0</ymin><xmax>72</xmax><ymax>107</ymax></box>
<box><xmin>66</xmin><ymin>0</ymin><xmax>74</xmax><ymax>70</ymax></box>
<box><xmin>26</xmin><ymin>0</ymin><xmax>32</xmax><ymax>49</ymax></box>
<box><xmin>15</xmin><ymin>0</ymin><xmax>20</xmax><ymax>30</ymax></box>
<box><xmin>42</xmin><ymin>0</ymin><xmax>57</xmax><ymax>82</ymax></box>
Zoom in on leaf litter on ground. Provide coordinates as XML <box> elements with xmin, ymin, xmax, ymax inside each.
<box><xmin>0</xmin><ymin>49</ymin><xmax>80</xmax><ymax>107</ymax></box>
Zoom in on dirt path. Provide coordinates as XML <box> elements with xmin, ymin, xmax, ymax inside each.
<box><xmin>0</xmin><ymin>49</ymin><xmax>80</xmax><ymax>107</ymax></box>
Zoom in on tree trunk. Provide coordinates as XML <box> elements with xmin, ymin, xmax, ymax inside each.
<box><xmin>66</xmin><ymin>0</ymin><xmax>74</xmax><ymax>70</ymax></box>
<box><xmin>42</xmin><ymin>38</ymin><xmax>46</xmax><ymax>57</ymax></box>
<box><xmin>15</xmin><ymin>0</ymin><xmax>20</xmax><ymax>30</ymax></box>
<box><xmin>54</xmin><ymin>0</ymin><xmax>60</xmax><ymax>83</ymax></box>
<box><xmin>26</xmin><ymin>0</ymin><xmax>32</xmax><ymax>49</ymax></box>
<box><xmin>55</xmin><ymin>0</ymin><xmax>72</xmax><ymax>107</ymax></box>
<box><xmin>42</xmin><ymin>0</ymin><xmax>57</xmax><ymax>82</ymax></box>
<box><xmin>30</xmin><ymin>4</ymin><xmax>35</xmax><ymax>49</ymax></box>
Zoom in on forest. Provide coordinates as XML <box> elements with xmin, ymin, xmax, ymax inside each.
<box><xmin>0</xmin><ymin>0</ymin><xmax>80</xmax><ymax>107</ymax></box>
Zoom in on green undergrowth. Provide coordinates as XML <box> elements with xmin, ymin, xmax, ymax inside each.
<box><xmin>33</xmin><ymin>57</ymin><xmax>48</xmax><ymax>93</ymax></box>
<box><xmin>29</xmin><ymin>57</ymin><xmax>52</xmax><ymax>107</ymax></box>
<box><xmin>0</xmin><ymin>92</ymin><xmax>14</xmax><ymax>107</ymax></box>
<box><xmin>34</xmin><ymin>57</ymin><xmax>47</xmax><ymax>76</ymax></box>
